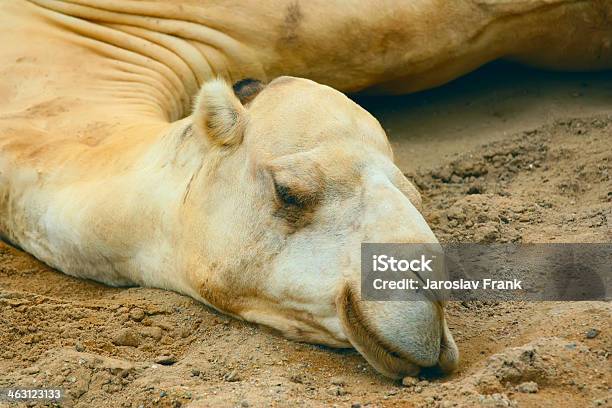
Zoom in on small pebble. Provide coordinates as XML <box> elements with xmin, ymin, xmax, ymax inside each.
<box><xmin>585</xmin><ymin>328</ymin><xmax>600</xmax><ymax>339</ymax></box>
<box><xmin>75</xmin><ymin>342</ymin><xmax>85</xmax><ymax>352</ymax></box>
<box><xmin>402</xmin><ymin>377</ymin><xmax>418</xmax><ymax>387</ymax></box>
<box><xmin>140</xmin><ymin>326</ymin><xmax>163</xmax><ymax>341</ymax></box>
<box><xmin>154</xmin><ymin>355</ymin><xmax>177</xmax><ymax>366</ymax></box>
<box><xmin>223</xmin><ymin>370</ymin><xmax>240</xmax><ymax>382</ymax></box>
<box><xmin>517</xmin><ymin>381</ymin><xmax>539</xmax><ymax>393</ymax></box>
<box><xmin>23</xmin><ymin>366</ymin><xmax>39</xmax><ymax>375</ymax></box>
<box><xmin>129</xmin><ymin>308</ymin><xmax>145</xmax><ymax>322</ymax></box>
<box><xmin>113</xmin><ymin>329</ymin><xmax>140</xmax><ymax>347</ymax></box>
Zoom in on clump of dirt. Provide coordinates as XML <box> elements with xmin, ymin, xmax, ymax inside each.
<box><xmin>413</xmin><ymin>116</ymin><xmax>611</xmax><ymax>244</ymax></box>
<box><xmin>403</xmin><ymin>336</ymin><xmax>609</xmax><ymax>408</ymax></box>
<box><xmin>0</xmin><ymin>115</ymin><xmax>610</xmax><ymax>407</ymax></box>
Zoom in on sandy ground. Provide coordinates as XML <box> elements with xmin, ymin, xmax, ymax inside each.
<box><xmin>0</xmin><ymin>64</ymin><xmax>611</xmax><ymax>407</ymax></box>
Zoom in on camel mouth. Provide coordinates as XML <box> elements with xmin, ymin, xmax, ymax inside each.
<box><xmin>336</xmin><ymin>283</ymin><xmax>459</xmax><ymax>379</ymax></box>
<box><xmin>336</xmin><ymin>285</ymin><xmax>425</xmax><ymax>379</ymax></box>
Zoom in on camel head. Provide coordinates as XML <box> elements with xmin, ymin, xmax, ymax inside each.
<box><xmin>180</xmin><ymin>76</ymin><xmax>458</xmax><ymax>379</ymax></box>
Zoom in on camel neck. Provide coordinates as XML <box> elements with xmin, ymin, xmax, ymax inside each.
<box><xmin>25</xmin><ymin>0</ymin><xmax>266</xmax><ymax>122</ymax></box>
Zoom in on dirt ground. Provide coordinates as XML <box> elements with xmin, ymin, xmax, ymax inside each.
<box><xmin>1</xmin><ymin>64</ymin><xmax>610</xmax><ymax>407</ymax></box>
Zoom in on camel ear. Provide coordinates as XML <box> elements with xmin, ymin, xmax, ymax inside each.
<box><xmin>233</xmin><ymin>78</ymin><xmax>265</xmax><ymax>105</ymax></box>
<box><xmin>193</xmin><ymin>79</ymin><xmax>247</xmax><ymax>147</ymax></box>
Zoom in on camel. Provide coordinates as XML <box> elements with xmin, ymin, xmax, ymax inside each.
<box><xmin>0</xmin><ymin>73</ymin><xmax>459</xmax><ymax>379</ymax></box>
<box><xmin>0</xmin><ymin>0</ymin><xmax>610</xmax><ymax>379</ymax></box>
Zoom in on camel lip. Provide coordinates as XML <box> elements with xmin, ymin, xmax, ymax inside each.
<box><xmin>336</xmin><ymin>285</ymin><xmax>425</xmax><ymax>379</ymax></box>
<box><xmin>336</xmin><ymin>284</ymin><xmax>460</xmax><ymax>378</ymax></box>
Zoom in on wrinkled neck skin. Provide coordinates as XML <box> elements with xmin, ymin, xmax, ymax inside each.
<box><xmin>23</xmin><ymin>0</ymin><xmax>612</xmax><ymax>112</ymax></box>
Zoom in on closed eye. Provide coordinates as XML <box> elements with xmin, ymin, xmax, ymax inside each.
<box><xmin>272</xmin><ymin>176</ymin><xmax>320</xmax><ymax>209</ymax></box>
<box><xmin>266</xmin><ymin>155</ymin><xmax>324</xmax><ymax>229</ymax></box>
<box><xmin>274</xmin><ymin>180</ymin><xmax>302</xmax><ymax>207</ymax></box>
<box><xmin>271</xmin><ymin>174</ymin><xmax>321</xmax><ymax>230</ymax></box>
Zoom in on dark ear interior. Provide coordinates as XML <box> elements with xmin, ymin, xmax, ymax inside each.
<box><xmin>232</xmin><ymin>78</ymin><xmax>265</xmax><ymax>105</ymax></box>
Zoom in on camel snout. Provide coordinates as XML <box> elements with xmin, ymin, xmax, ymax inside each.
<box><xmin>337</xmin><ymin>284</ymin><xmax>458</xmax><ymax>379</ymax></box>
